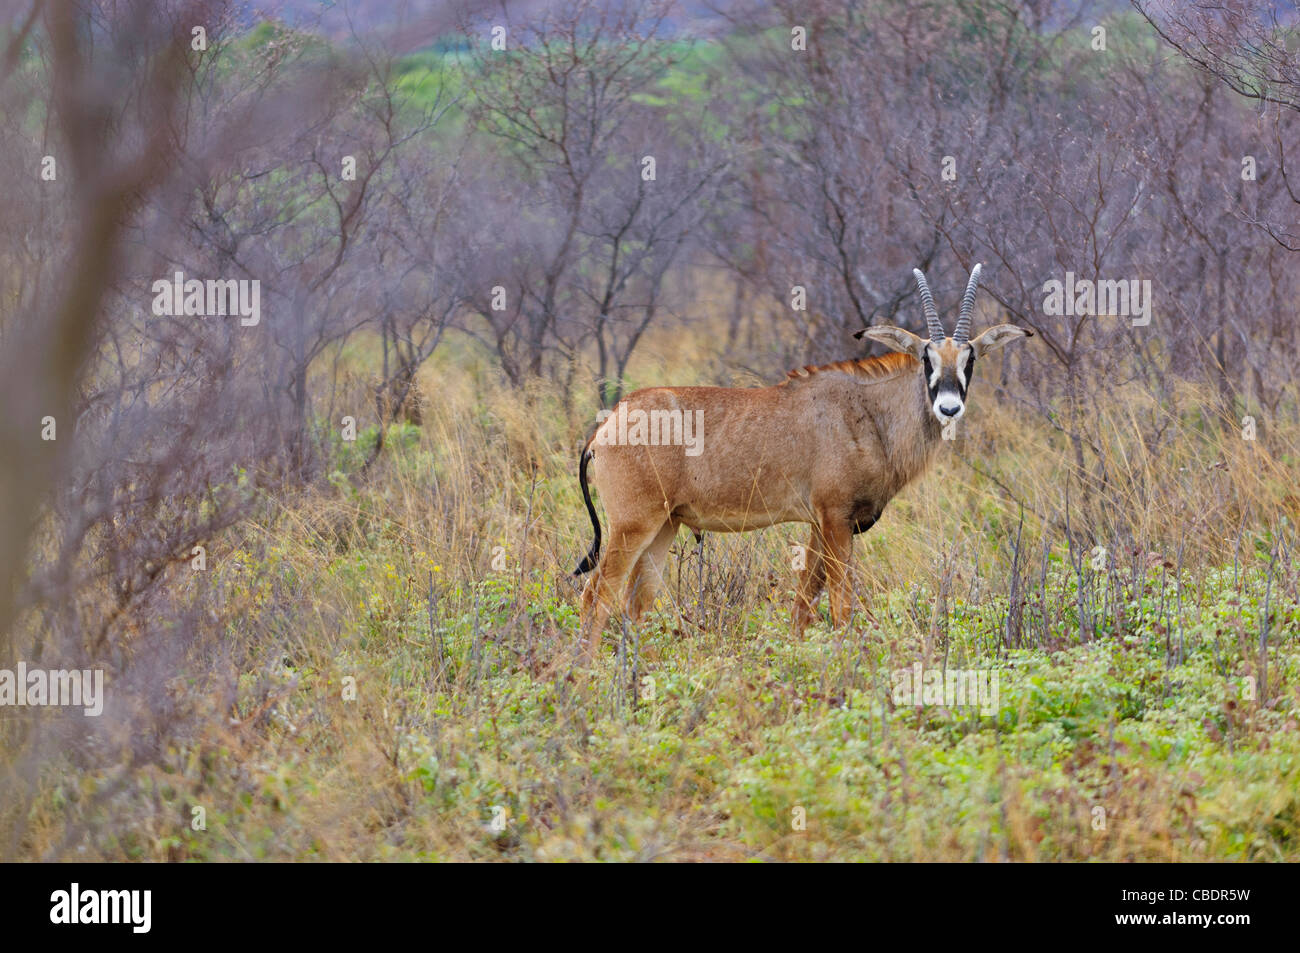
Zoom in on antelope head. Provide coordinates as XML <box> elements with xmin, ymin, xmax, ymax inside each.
<box><xmin>854</xmin><ymin>264</ymin><xmax>1033</xmax><ymax>423</ymax></box>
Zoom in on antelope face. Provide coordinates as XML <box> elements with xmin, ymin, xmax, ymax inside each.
<box><xmin>922</xmin><ymin>338</ymin><xmax>974</xmax><ymax>423</ymax></box>
<box><xmin>854</xmin><ymin>264</ymin><xmax>1033</xmax><ymax>425</ymax></box>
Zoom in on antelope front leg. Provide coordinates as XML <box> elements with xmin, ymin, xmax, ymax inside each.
<box><xmin>792</xmin><ymin>526</ymin><xmax>826</xmax><ymax>636</ymax></box>
<box><xmin>820</xmin><ymin>518</ymin><xmax>855</xmax><ymax>628</ymax></box>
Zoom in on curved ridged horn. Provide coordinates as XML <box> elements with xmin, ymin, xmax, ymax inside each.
<box><xmin>953</xmin><ymin>263</ymin><xmax>982</xmax><ymax>345</ymax></box>
<box><xmin>912</xmin><ymin>268</ymin><xmax>946</xmax><ymax>342</ymax></box>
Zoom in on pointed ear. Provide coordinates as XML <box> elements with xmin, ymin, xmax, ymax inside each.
<box><xmin>854</xmin><ymin>325</ymin><xmax>927</xmax><ymax>357</ymax></box>
<box><xmin>969</xmin><ymin>324</ymin><xmax>1033</xmax><ymax>358</ymax></box>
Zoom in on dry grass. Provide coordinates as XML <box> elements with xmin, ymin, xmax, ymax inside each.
<box><xmin>5</xmin><ymin>329</ymin><xmax>1300</xmax><ymax>862</ymax></box>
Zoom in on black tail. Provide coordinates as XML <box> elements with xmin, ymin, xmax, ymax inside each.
<box><xmin>573</xmin><ymin>445</ymin><xmax>601</xmax><ymax>575</ymax></box>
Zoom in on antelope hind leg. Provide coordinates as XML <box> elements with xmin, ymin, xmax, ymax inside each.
<box><xmin>624</xmin><ymin>519</ymin><xmax>679</xmax><ymax>623</ymax></box>
<box><xmin>579</xmin><ymin>520</ymin><xmax>664</xmax><ymax>660</ymax></box>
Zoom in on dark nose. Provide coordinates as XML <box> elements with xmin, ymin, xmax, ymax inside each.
<box><xmin>940</xmin><ymin>404</ymin><xmax>961</xmax><ymax>417</ymax></box>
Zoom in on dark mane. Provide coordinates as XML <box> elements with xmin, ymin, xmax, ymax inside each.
<box><xmin>782</xmin><ymin>351</ymin><xmax>918</xmax><ymax>384</ymax></box>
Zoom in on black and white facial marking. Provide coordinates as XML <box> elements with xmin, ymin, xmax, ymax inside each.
<box><xmin>921</xmin><ymin>338</ymin><xmax>975</xmax><ymax>423</ymax></box>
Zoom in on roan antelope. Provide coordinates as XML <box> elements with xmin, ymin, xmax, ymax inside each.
<box><xmin>572</xmin><ymin>264</ymin><xmax>1032</xmax><ymax>658</ymax></box>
